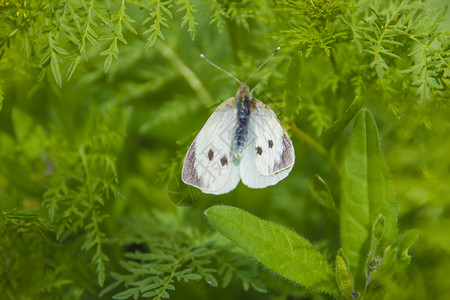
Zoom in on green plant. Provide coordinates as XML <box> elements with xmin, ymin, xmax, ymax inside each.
<box><xmin>205</xmin><ymin>109</ymin><xmax>419</xmax><ymax>299</ymax></box>
<box><xmin>0</xmin><ymin>0</ymin><xmax>449</xmax><ymax>299</ymax></box>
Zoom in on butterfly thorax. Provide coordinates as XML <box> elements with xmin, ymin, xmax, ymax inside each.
<box><xmin>233</xmin><ymin>84</ymin><xmax>253</xmax><ymax>159</ymax></box>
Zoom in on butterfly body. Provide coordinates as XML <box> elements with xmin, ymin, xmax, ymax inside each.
<box><xmin>234</xmin><ymin>84</ymin><xmax>253</xmax><ymax>159</ymax></box>
<box><xmin>182</xmin><ymin>83</ymin><xmax>295</xmax><ymax>195</ymax></box>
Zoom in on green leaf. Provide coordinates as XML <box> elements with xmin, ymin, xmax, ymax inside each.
<box><xmin>365</xmin><ymin>215</ymin><xmax>385</xmax><ymax>277</ymax></box>
<box><xmin>182</xmin><ymin>273</ymin><xmax>202</xmax><ymax>281</ymax></box>
<box><xmin>285</xmin><ymin>51</ymin><xmax>302</xmax><ymax>119</ymax></box>
<box><xmin>104</xmin><ymin>54</ymin><xmax>114</xmax><ymax>73</ymax></box>
<box><xmin>205</xmin><ymin>205</ymin><xmax>340</xmax><ymax>297</ymax></box>
<box><xmin>372</xmin><ymin>215</ymin><xmax>385</xmax><ymax>242</ymax></box>
<box><xmin>66</xmin><ymin>54</ymin><xmax>81</xmax><ymax>81</ymax></box>
<box><xmin>366</xmin><ymin>245</ymin><xmax>397</xmax><ymax>295</ymax></box>
<box><xmin>308</xmin><ymin>174</ymin><xmax>338</xmax><ymax>214</ymax></box>
<box><xmin>335</xmin><ymin>248</ymin><xmax>354</xmax><ymax>298</ymax></box>
<box><xmin>340</xmin><ymin>109</ymin><xmax>398</xmax><ymax>289</ymax></box>
<box><xmin>113</xmin><ymin>287</ymin><xmax>140</xmax><ymax>299</ymax></box>
<box><xmin>396</xmin><ymin>229</ymin><xmax>420</xmax><ymax>270</ymax></box>
<box><xmin>250</xmin><ymin>280</ymin><xmax>267</xmax><ymax>293</ymax></box>
<box><xmin>365</xmin><ymin>229</ymin><xmax>419</xmax><ymax>294</ymax></box>
<box><xmin>322</xmin><ymin>96</ymin><xmax>363</xmax><ymax>149</ymax></box>
<box><xmin>99</xmin><ymin>279</ymin><xmax>122</xmax><ymax>297</ymax></box>
<box><xmin>50</xmin><ymin>51</ymin><xmax>62</xmax><ymax>87</ymax></box>
<box><xmin>204</xmin><ymin>273</ymin><xmax>218</xmax><ymax>287</ymax></box>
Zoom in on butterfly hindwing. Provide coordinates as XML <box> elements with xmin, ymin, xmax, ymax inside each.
<box><xmin>240</xmin><ymin>140</ymin><xmax>294</xmax><ymax>188</ymax></box>
<box><xmin>182</xmin><ymin>97</ymin><xmax>241</xmax><ymax>195</ymax></box>
<box><xmin>240</xmin><ymin>98</ymin><xmax>295</xmax><ymax>188</ymax></box>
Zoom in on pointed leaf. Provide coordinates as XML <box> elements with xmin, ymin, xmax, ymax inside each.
<box><xmin>204</xmin><ymin>273</ymin><xmax>218</xmax><ymax>287</ymax></box>
<box><xmin>335</xmin><ymin>248</ymin><xmax>354</xmax><ymax>298</ymax></box>
<box><xmin>365</xmin><ymin>215</ymin><xmax>386</xmax><ymax>276</ymax></box>
<box><xmin>308</xmin><ymin>174</ymin><xmax>338</xmax><ymax>214</ymax></box>
<box><xmin>50</xmin><ymin>51</ymin><xmax>62</xmax><ymax>87</ymax></box>
<box><xmin>113</xmin><ymin>287</ymin><xmax>140</xmax><ymax>299</ymax></box>
<box><xmin>396</xmin><ymin>229</ymin><xmax>420</xmax><ymax>269</ymax></box>
<box><xmin>322</xmin><ymin>96</ymin><xmax>363</xmax><ymax>149</ymax></box>
<box><xmin>250</xmin><ymin>280</ymin><xmax>267</xmax><ymax>293</ymax></box>
<box><xmin>366</xmin><ymin>245</ymin><xmax>397</xmax><ymax>295</ymax></box>
<box><xmin>66</xmin><ymin>55</ymin><xmax>81</xmax><ymax>81</ymax></box>
<box><xmin>340</xmin><ymin>109</ymin><xmax>398</xmax><ymax>289</ymax></box>
<box><xmin>205</xmin><ymin>205</ymin><xmax>340</xmax><ymax>297</ymax></box>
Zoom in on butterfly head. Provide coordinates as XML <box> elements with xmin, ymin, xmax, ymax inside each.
<box><xmin>201</xmin><ymin>47</ymin><xmax>280</xmax><ymax>100</ymax></box>
<box><xmin>236</xmin><ymin>83</ymin><xmax>251</xmax><ymax>100</ymax></box>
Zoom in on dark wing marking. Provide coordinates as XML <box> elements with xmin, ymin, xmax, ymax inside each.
<box><xmin>182</xmin><ymin>141</ymin><xmax>203</xmax><ymax>187</ymax></box>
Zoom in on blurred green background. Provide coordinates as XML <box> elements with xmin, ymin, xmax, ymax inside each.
<box><xmin>0</xmin><ymin>0</ymin><xmax>449</xmax><ymax>299</ymax></box>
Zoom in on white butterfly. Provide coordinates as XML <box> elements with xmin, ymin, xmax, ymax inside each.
<box><xmin>182</xmin><ymin>48</ymin><xmax>295</xmax><ymax>195</ymax></box>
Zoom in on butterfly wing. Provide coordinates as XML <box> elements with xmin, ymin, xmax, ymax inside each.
<box><xmin>182</xmin><ymin>97</ymin><xmax>241</xmax><ymax>195</ymax></box>
<box><xmin>240</xmin><ymin>98</ymin><xmax>295</xmax><ymax>188</ymax></box>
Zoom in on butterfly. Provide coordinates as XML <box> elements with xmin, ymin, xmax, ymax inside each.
<box><xmin>182</xmin><ymin>48</ymin><xmax>295</xmax><ymax>195</ymax></box>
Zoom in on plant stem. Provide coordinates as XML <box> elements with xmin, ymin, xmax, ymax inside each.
<box><xmin>287</xmin><ymin>121</ymin><xmax>340</xmax><ymax>173</ymax></box>
<box><xmin>157</xmin><ymin>42</ymin><xmax>213</xmax><ymax>105</ymax></box>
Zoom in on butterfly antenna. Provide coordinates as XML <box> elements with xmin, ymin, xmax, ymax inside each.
<box><xmin>244</xmin><ymin>47</ymin><xmax>280</xmax><ymax>84</ymax></box>
<box><xmin>200</xmin><ymin>54</ymin><xmax>241</xmax><ymax>84</ymax></box>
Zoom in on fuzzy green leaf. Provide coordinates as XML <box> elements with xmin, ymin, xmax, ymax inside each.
<box><xmin>396</xmin><ymin>229</ymin><xmax>420</xmax><ymax>270</ymax></box>
<box><xmin>365</xmin><ymin>215</ymin><xmax>386</xmax><ymax>284</ymax></box>
<box><xmin>340</xmin><ymin>109</ymin><xmax>398</xmax><ymax>289</ymax></box>
<box><xmin>335</xmin><ymin>248</ymin><xmax>354</xmax><ymax>298</ymax></box>
<box><xmin>366</xmin><ymin>245</ymin><xmax>398</xmax><ymax>295</ymax></box>
<box><xmin>205</xmin><ymin>205</ymin><xmax>340</xmax><ymax>297</ymax></box>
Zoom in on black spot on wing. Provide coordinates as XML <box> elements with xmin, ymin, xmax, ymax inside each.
<box><xmin>182</xmin><ymin>141</ymin><xmax>203</xmax><ymax>187</ymax></box>
<box><xmin>256</xmin><ymin>146</ymin><xmax>263</xmax><ymax>155</ymax></box>
<box><xmin>220</xmin><ymin>156</ymin><xmax>228</xmax><ymax>166</ymax></box>
<box><xmin>268</xmin><ymin>140</ymin><xmax>273</xmax><ymax>148</ymax></box>
<box><xmin>208</xmin><ymin>149</ymin><xmax>214</xmax><ymax>160</ymax></box>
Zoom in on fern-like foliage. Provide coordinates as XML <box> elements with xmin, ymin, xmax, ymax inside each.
<box><xmin>0</xmin><ymin>0</ymin><xmax>261</xmax><ymax>87</ymax></box>
<box><xmin>397</xmin><ymin>4</ymin><xmax>449</xmax><ymax>104</ymax></box>
<box><xmin>100</xmin><ymin>212</ymin><xmax>266</xmax><ymax>299</ymax></box>
<box><xmin>43</xmin><ymin>110</ymin><xmax>126</xmax><ymax>287</ymax></box>
<box><xmin>275</xmin><ymin>0</ymin><xmax>352</xmax><ymax>57</ymax></box>
<box><xmin>346</xmin><ymin>0</ymin><xmax>449</xmax><ymax>105</ymax></box>
<box><xmin>100</xmin><ymin>0</ymin><xmax>138</xmax><ymax>73</ymax></box>
<box><xmin>177</xmin><ymin>0</ymin><xmax>198</xmax><ymax>40</ymax></box>
<box><xmin>0</xmin><ymin>210</ymin><xmax>73</xmax><ymax>298</ymax></box>
<box><xmin>350</xmin><ymin>0</ymin><xmax>449</xmax><ymax>104</ymax></box>
<box><xmin>273</xmin><ymin>0</ymin><xmax>449</xmax><ymax>137</ymax></box>
<box><xmin>209</xmin><ymin>0</ymin><xmax>229</xmax><ymax>33</ymax></box>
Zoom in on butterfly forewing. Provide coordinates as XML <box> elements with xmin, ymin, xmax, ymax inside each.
<box><xmin>182</xmin><ymin>97</ymin><xmax>241</xmax><ymax>195</ymax></box>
